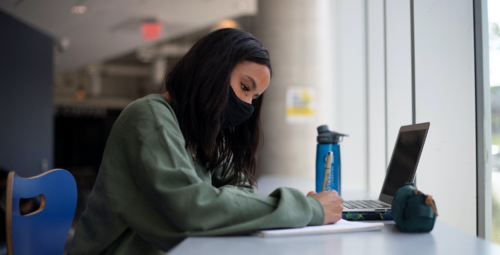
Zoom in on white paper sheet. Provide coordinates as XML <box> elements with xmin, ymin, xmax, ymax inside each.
<box><xmin>255</xmin><ymin>219</ymin><xmax>384</xmax><ymax>237</ymax></box>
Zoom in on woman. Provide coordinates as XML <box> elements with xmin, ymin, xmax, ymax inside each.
<box><xmin>69</xmin><ymin>28</ymin><xmax>343</xmax><ymax>254</ymax></box>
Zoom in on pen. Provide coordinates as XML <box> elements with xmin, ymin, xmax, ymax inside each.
<box><xmin>322</xmin><ymin>151</ymin><xmax>333</xmax><ymax>192</ymax></box>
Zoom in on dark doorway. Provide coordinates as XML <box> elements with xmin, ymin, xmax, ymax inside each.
<box><xmin>54</xmin><ymin>107</ymin><xmax>122</xmax><ymax>223</ymax></box>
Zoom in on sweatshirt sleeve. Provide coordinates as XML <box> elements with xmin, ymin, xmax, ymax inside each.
<box><xmin>116</xmin><ymin>97</ymin><xmax>324</xmax><ymax>248</ymax></box>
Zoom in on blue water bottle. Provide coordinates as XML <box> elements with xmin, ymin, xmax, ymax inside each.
<box><xmin>315</xmin><ymin>125</ymin><xmax>348</xmax><ymax>195</ymax></box>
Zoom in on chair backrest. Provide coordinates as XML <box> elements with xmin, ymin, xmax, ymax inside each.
<box><xmin>5</xmin><ymin>169</ymin><xmax>77</xmax><ymax>255</ymax></box>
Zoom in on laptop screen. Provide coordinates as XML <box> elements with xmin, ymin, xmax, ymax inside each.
<box><xmin>380</xmin><ymin>125</ymin><xmax>429</xmax><ymax>200</ymax></box>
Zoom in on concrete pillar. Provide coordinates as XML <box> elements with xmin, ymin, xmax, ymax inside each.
<box><xmin>87</xmin><ymin>65</ymin><xmax>102</xmax><ymax>97</ymax></box>
<box><xmin>152</xmin><ymin>57</ymin><xmax>167</xmax><ymax>90</ymax></box>
<box><xmin>252</xmin><ymin>0</ymin><xmax>336</xmax><ymax>177</ymax></box>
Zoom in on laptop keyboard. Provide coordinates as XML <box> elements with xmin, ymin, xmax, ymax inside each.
<box><xmin>343</xmin><ymin>200</ymin><xmax>391</xmax><ymax>209</ymax></box>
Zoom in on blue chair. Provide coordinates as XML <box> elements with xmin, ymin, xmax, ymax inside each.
<box><xmin>5</xmin><ymin>169</ymin><xmax>77</xmax><ymax>255</ymax></box>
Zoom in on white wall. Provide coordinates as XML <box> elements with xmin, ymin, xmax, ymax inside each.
<box><xmin>367</xmin><ymin>0</ymin><xmax>387</xmax><ymax>194</ymax></box>
<box><xmin>336</xmin><ymin>0</ymin><xmax>367</xmax><ymax>190</ymax></box>
<box><xmin>414</xmin><ymin>0</ymin><xmax>477</xmax><ymax>235</ymax></box>
<box><xmin>254</xmin><ymin>2</ymin><xmax>478</xmax><ymax>235</ymax></box>
<box><xmin>336</xmin><ymin>0</ymin><xmax>477</xmax><ymax>235</ymax></box>
<box><xmin>337</xmin><ymin>0</ymin><xmax>413</xmax><ymax>193</ymax></box>
<box><xmin>385</xmin><ymin>0</ymin><xmax>413</xmax><ymax>165</ymax></box>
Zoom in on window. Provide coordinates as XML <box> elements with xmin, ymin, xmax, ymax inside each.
<box><xmin>488</xmin><ymin>0</ymin><xmax>500</xmax><ymax>244</ymax></box>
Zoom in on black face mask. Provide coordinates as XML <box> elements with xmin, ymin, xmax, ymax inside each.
<box><xmin>221</xmin><ymin>86</ymin><xmax>254</xmax><ymax>129</ymax></box>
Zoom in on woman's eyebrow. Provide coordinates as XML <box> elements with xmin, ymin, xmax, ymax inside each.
<box><xmin>244</xmin><ymin>75</ymin><xmax>256</xmax><ymax>90</ymax></box>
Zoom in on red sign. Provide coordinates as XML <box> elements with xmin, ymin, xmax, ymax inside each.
<box><xmin>141</xmin><ymin>22</ymin><xmax>162</xmax><ymax>41</ymax></box>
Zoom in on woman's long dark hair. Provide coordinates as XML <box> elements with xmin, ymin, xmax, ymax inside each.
<box><xmin>164</xmin><ymin>28</ymin><xmax>272</xmax><ymax>187</ymax></box>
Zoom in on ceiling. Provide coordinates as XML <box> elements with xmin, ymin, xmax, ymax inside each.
<box><xmin>0</xmin><ymin>0</ymin><xmax>257</xmax><ymax>73</ymax></box>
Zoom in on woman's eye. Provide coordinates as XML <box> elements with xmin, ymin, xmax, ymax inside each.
<box><xmin>241</xmin><ymin>83</ymin><xmax>249</xmax><ymax>91</ymax></box>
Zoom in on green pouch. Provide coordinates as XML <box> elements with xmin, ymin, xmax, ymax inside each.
<box><xmin>391</xmin><ymin>182</ymin><xmax>438</xmax><ymax>233</ymax></box>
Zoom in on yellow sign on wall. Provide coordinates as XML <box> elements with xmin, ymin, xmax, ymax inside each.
<box><xmin>286</xmin><ymin>87</ymin><xmax>315</xmax><ymax>124</ymax></box>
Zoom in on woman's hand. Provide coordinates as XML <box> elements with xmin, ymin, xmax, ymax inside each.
<box><xmin>307</xmin><ymin>190</ymin><xmax>343</xmax><ymax>224</ymax></box>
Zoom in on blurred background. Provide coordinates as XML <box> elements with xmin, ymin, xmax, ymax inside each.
<box><xmin>0</xmin><ymin>0</ymin><xmax>499</xmax><ymax>247</ymax></box>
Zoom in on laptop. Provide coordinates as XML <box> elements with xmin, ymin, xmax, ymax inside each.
<box><xmin>342</xmin><ymin>122</ymin><xmax>430</xmax><ymax>220</ymax></box>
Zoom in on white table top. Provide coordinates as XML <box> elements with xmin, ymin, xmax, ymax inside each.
<box><xmin>168</xmin><ymin>175</ymin><xmax>500</xmax><ymax>254</ymax></box>
<box><xmin>168</xmin><ymin>220</ymin><xmax>500</xmax><ymax>255</ymax></box>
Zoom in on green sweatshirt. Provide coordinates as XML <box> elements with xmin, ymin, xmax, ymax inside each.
<box><xmin>68</xmin><ymin>94</ymin><xmax>324</xmax><ymax>254</ymax></box>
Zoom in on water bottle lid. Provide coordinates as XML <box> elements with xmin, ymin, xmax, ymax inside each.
<box><xmin>317</xmin><ymin>125</ymin><xmax>349</xmax><ymax>144</ymax></box>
